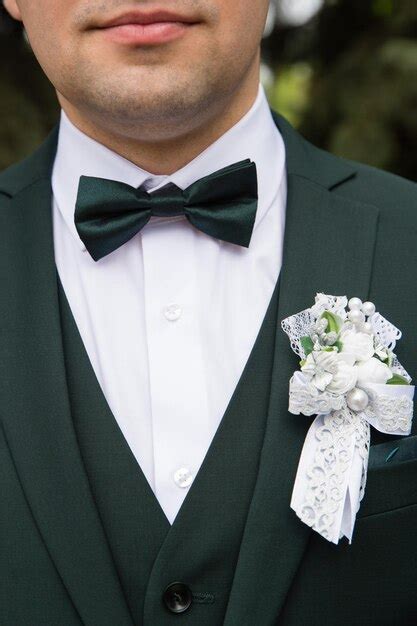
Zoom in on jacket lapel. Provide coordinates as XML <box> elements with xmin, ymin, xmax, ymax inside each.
<box><xmin>223</xmin><ymin>112</ymin><xmax>380</xmax><ymax>624</ymax></box>
<box><xmin>0</xmin><ymin>129</ymin><xmax>134</xmax><ymax>626</ymax></box>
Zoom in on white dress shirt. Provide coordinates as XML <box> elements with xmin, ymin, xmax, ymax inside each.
<box><xmin>51</xmin><ymin>83</ymin><xmax>287</xmax><ymax>524</ymax></box>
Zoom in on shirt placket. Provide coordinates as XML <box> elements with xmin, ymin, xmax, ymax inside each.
<box><xmin>141</xmin><ymin>218</ymin><xmax>212</xmax><ymax>523</ymax></box>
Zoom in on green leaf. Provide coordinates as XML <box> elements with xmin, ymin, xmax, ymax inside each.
<box><xmin>334</xmin><ymin>340</ymin><xmax>343</xmax><ymax>352</ymax></box>
<box><xmin>300</xmin><ymin>336</ymin><xmax>314</xmax><ymax>356</ymax></box>
<box><xmin>386</xmin><ymin>373</ymin><xmax>410</xmax><ymax>385</ymax></box>
<box><xmin>320</xmin><ymin>311</ymin><xmax>343</xmax><ymax>334</ymax></box>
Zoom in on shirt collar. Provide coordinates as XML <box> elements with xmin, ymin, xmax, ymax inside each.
<box><xmin>51</xmin><ymin>83</ymin><xmax>285</xmax><ymax>252</ymax></box>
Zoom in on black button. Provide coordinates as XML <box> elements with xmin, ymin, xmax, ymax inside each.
<box><xmin>163</xmin><ymin>581</ymin><xmax>192</xmax><ymax>614</ymax></box>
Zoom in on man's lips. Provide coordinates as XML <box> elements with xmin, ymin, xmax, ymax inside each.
<box><xmin>96</xmin><ymin>9</ymin><xmax>199</xmax><ymax>28</ymax></box>
<box><xmin>91</xmin><ymin>9</ymin><xmax>200</xmax><ymax>46</ymax></box>
<box><xmin>99</xmin><ymin>21</ymin><xmax>194</xmax><ymax>45</ymax></box>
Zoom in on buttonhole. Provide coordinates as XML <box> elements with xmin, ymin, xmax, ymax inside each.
<box><xmin>385</xmin><ymin>446</ymin><xmax>400</xmax><ymax>462</ymax></box>
<box><xmin>192</xmin><ymin>591</ymin><xmax>215</xmax><ymax>604</ymax></box>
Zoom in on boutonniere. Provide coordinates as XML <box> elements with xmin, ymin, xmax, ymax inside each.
<box><xmin>282</xmin><ymin>293</ymin><xmax>415</xmax><ymax>544</ymax></box>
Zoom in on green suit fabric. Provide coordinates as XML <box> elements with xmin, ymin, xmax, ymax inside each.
<box><xmin>57</xmin><ymin>267</ymin><xmax>279</xmax><ymax>626</ymax></box>
<box><xmin>0</xmin><ymin>109</ymin><xmax>416</xmax><ymax>626</ymax></box>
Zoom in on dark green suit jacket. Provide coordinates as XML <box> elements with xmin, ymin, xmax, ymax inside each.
<box><xmin>1</xmin><ymin>111</ymin><xmax>417</xmax><ymax>625</ymax></box>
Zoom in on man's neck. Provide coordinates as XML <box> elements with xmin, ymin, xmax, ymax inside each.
<box><xmin>57</xmin><ymin>70</ymin><xmax>260</xmax><ymax>175</ymax></box>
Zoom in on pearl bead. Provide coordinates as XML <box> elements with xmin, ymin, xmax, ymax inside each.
<box><xmin>346</xmin><ymin>388</ymin><xmax>369</xmax><ymax>412</ymax></box>
<box><xmin>362</xmin><ymin>301</ymin><xmax>376</xmax><ymax>317</ymax></box>
<box><xmin>348</xmin><ymin>297</ymin><xmax>362</xmax><ymax>311</ymax></box>
<box><xmin>348</xmin><ymin>309</ymin><xmax>365</xmax><ymax>324</ymax></box>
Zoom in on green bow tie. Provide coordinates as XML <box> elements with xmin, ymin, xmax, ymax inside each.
<box><xmin>74</xmin><ymin>159</ymin><xmax>258</xmax><ymax>261</ymax></box>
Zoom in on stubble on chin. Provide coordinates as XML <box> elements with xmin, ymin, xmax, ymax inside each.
<box><xmin>60</xmin><ymin>50</ymin><xmax>229</xmax><ymax>141</ymax></box>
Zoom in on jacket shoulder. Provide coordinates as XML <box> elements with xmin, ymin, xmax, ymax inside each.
<box><xmin>0</xmin><ymin>124</ymin><xmax>59</xmax><ymax>198</ymax></box>
<box><xmin>272</xmin><ymin>110</ymin><xmax>416</xmax><ymax>219</ymax></box>
<box><xmin>0</xmin><ymin>158</ymin><xmax>35</xmax><ymax>199</ymax></box>
<box><xmin>331</xmin><ymin>155</ymin><xmax>416</xmax><ymax>219</ymax></box>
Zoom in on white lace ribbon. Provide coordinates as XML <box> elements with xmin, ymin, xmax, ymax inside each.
<box><xmin>289</xmin><ymin>375</ymin><xmax>415</xmax><ymax>544</ymax></box>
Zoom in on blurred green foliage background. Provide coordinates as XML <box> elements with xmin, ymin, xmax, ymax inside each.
<box><xmin>0</xmin><ymin>0</ymin><xmax>416</xmax><ymax>180</ymax></box>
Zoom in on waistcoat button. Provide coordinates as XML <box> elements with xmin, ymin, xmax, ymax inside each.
<box><xmin>163</xmin><ymin>581</ymin><xmax>192</xmax><ymax>614</ymax></box>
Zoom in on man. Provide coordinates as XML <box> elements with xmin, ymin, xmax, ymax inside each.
<box><xmin>1</xmin><ymin>1</ymin><xmax>417</xmax><ymax>624</ymax></box>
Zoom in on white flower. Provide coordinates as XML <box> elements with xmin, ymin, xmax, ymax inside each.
<box><xmin>301</xmin><ymin>351</ymin><xmax>357</xmax><ymax>396</ymax></box>
<box><xmin>356</xmin><ymin>357</ymin><xmax>393</xmax><ymax>385</ymax></box>
<box><xmin>327</xmin><ymin>361</ymin><xmax>357</xmax><ymax>395</ymax></box>
<box><xmin>340</xmin><ymin>327</ymin><xmax>374</xmax><ymax>362</ymax></box>
<box><xmin>311</xmin><ymin>293</ymin><xmax>348</xmax><ymax>320</ymax></box>
<box><xmin>302</xmin><ymin>352</ymin><xmax>332</xmax><ymax>390</ymax></box>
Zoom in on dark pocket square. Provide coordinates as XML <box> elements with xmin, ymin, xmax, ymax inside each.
<box><xmin>357</xmin><ymin>435</ymin><xmax>417</xmax><ymax>518</ymax></box>
<box><xmin>368</xmin><ymin>433</ymin><xmax>417</xmax><ymax>470</ymax></box>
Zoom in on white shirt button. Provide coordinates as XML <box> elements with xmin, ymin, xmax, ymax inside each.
<box><xmin>164</xmin><ymin>303</ymin><xmax>182</xmax><ymax>321</ymax></box>
<box><xmin>173</xmin><ymin>467</ymin><xmax>193</xmax><ymax>488</ymax></box>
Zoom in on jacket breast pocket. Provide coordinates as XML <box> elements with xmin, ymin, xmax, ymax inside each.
<box><xmin>368</xmin><ymin>433</ymin><xmax>417</xmax><ymax>469</ymax></box>
<box><xmin>357</xmin><ymin>434</ymin><xmax>417</xmax><ymax>518</ymax></box>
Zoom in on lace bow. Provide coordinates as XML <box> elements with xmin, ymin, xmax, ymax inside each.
<box><xmin>282</xmin><ymin>294</ymin><xmax>415</xmax><ymax>544</ymax></box>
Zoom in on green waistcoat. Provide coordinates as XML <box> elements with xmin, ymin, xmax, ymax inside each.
<box><xmin>1</xmin><ymin>109</ymin><xmax>417</xmax><ymax>626</ymax></box>
<box><xmin>57</xmin><ymin>270</ymin><xmax>280</xmax><ymax>625</ymax></box>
